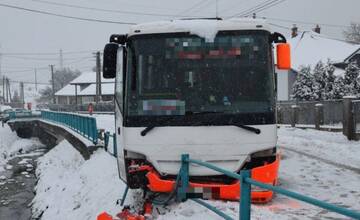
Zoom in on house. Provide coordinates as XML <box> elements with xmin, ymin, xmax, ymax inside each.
<box><xmin>55</xmin><ymin>84</ymin><xmax>77</xmax><ymax>105</ymax></box>
<box><xmin>276</xmin><ymin>27</ymin><xmax>360</xmax><ymax>101</ymax></box>
<box><xmin>55</xmin><ymin>72</ymin><xmax>115</xmax><ymax>105</ymax></box>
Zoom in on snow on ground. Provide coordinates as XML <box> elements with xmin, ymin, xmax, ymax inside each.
<box><xmin>92</xmin><ymin>114</ymin><xmax>115</xmax><ymax>134</ymax></box>
<box><xmin>278</xmin><ymin>127</ymin><xmax>360</xmax><ymax>170</ymax></box>
<box><xmin>30</xmin><ymin>118</ymin><xmax>360</xmax><ymax>219</ymax></box>
<box><xmin>32</xmin><ymin>140</ymin><xmax>129</xmax><ymax>220</ymax></box>
<box><xmin>0</xmin><ymin>124</ymin><xmax>42</xmax><ymax>172</ymax></box>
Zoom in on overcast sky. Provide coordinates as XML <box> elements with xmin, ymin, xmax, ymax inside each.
<box><xmin>1</xmin><ymin>0</ymin><xmax>360</xmax><ymax>83</ymax></box>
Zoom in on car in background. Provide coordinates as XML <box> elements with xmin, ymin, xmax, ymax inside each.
<box><xmin>1</xmin><ymin>108</ymin><xmax>32</xmax><ymax>123</ymax></box>
<box><xmin>0</xmin><ymin>105</ymin><xmax>12</xmax><ymax>121</ymax></box>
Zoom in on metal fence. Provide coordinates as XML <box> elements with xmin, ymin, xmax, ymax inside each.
<box><xmin>177</xmin><ymin>154</ymin><xmax>360</xmax><ymax>220</ymax></box>
<box><xmin>277</xmin><ymin>100</ymin><xmax>343</xmax><ymax>125</ymax></box>
<box><xmin>47</xmin><ymin>103</ymin><xmax>114</xmax><ymax>113</ymax></box>
<box><xmin>41</xmin><ymin>111</ymin><xmax>98</xmax><ymax>144</ymax></box>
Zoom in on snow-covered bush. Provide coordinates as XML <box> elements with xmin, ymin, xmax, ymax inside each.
<box><xmin>292</xmin><ymin>61</ymin><xmax>360</xmax><ymax>101</ymax></box>
<box><xmin>292</xmin><ymin>66</ymin><xmax>316</xmax><ymax>101</ymax></box>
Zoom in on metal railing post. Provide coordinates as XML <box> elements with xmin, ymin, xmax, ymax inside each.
<box><xmin>120</xmin><ymin>185</ymin><xmax>129</xmax><ymax>206</ymax></box>
<box><xmin>240</xmin><ymin>170</ymin><xmax>251</xmax><ymax>220</ymax></box>
<box><xmin>104</xmin><ymin>132</ymin><xmax>110</xmax><ymax>151</ymax></box>
<box><xmin>178</xmin><ymin>154</ymin><xmax>189</xmax><ymax>202</ymax></box>
<box><xmin>113</xmin><ymin>133</ymin><xmax>117</xmax><ymax>157</ymax></box>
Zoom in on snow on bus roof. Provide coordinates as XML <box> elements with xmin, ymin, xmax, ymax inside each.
<box><xmin>70</xmin><ymin>72</ymin><xmax>115</xmax><ymax>85</ymax></box>
<box><xmin>128</xmin><ymin>18</ymin><xmax>271</xmax><ymax>42</ymax></box>
<box><xmin>289</xmin><ymin>31</ymin><xmax>360</xmax><ymax>71</ymax></box>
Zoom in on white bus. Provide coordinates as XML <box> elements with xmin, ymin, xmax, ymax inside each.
<box><xmin>103</xmin><ymin>18</ymin><xmax>290</xmax><ymax>203</ymax></box>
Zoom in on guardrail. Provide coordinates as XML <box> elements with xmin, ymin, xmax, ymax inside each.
<box><xmin>7</xmin><ymin>110</ymin><xmax>40</xmax><ymax>120</ymax></box>
<box><xmin>41</xmin><ymin>111</ymin><xmax>98</xmax><ymax>144</ymax></box>
<box><xmin>178</xmin><ymin>154</ymin><xmax>360</xmax><ymax>220</ymax></box>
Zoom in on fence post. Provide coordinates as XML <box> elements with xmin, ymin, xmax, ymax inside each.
<box><xmin>315</xmin><ymin>103</ymin><xmax>324</xmax><ymax>130</ymax></box>
<box><xmin>240</xmin><ymin>170</ymin><xmax>251</xmax><ymax>220</ymax></box>
<box><xmin>291</xmin><ymin>105</ymin><xmax>299</xmax><ymax>127</ymax></box>
<box><xmin>343</xmin><ymin>96</ymin><xmax>356</xmax><ymax>140</ymax></box>
<box><xmin>113</xmin><ymin>133</ymin><xmax>117</xmax><ymax>157</ymax></box>
<box><xmin>177</xmin><ymin>154</ymin><xmax>189</xmax><ymax>202</ymax></box>
<box><xmin>104</xmin><ymin>132</ymin><xmax>110</xmax><ymax>151</ymax></box>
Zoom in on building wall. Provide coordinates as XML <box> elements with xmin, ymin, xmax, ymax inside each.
<box><xmin>288</xmin><ymin>69</ymin><xmax>297</xmax><ymax>99</ymax></box>
<box><xmin>82</xmin><ymin>96</ymin><xmax>95</xmax><ymax>104</ymax></box>
<box><xmin>276</xmin><ymin>68</ymin><xmax>289</xmax><ymax>101</ymax></box>
<box><xmin>56</xmin><ymin>96</ymin><xmax>69</xmax><ymax>105</ymax></box>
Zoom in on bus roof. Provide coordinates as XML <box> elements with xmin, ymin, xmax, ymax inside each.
<box><xmin>128</xmin><ymin>18</ymin><xmax>271</xmax><ymax>41</ymax></box>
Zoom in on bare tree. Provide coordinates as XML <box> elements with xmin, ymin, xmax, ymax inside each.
<box><xmin>51</xmin><ymin>68</ymin><xmax>81</xmax><ymax>92</ymax></box>
<box><xmin>344</xmin><ymin>22</ymin><xmax>360</xmax><ymax>44</ymax></box>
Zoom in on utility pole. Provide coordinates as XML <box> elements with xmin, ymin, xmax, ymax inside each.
<box><xmin>6</xmin><ymin>78</ymin><xmax>11</xmax><ymax>103</ymax></box>
<box><xmin>5</xmin><ymin>77</ymin><xmax>8</xmax><ymax>103</ymax></box>
<box><xmin>20</xmin><ymin>82</ymin><xmax>24</xmax><ymax>105</ymax></box>
<box><xmin>95</xmin><ymin>51</ymin><xmax>101</xmax><ymax>104</ymax></box>
<box><xmin>0</xmin><ymin>44</ymin><xmax>2</xmax><ymax>82</ymax></box>
<box><xmin>59</xmin><ymin>49</ymin><xmax>64</xmax><ymax>70</ymax></box>
<box><xmin>34</xmin><ymin>68</ymin><xmax>38</xmax><ymax>91</ymax></box>
<box><xmin>50</xmin><ymin>64</ymin><xmax>56</xmax><ymax>104</ymax></box>
<box><xmin>8</xmin><ymin>78</ymin><xmax>11</xmax><ymax>103</ymax></box>
<box><xmin>216</xmin><ymin>0</ymin><xmax>218</xmax><ymax>18</ymax></box>
<box><xmin>2</xmin><ymin>76</ymin><xmax>6</xmax><ymax>102</ymax></box>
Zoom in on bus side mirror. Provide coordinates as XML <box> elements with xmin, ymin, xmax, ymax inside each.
<box><xmin>277</xmin><ymin>43</ymin><xmax>291</xmax><ymax>70</ymax></box>
<box><xmin>103</xmin><ymin>43</ymin><xmax>119</xmax><ymax>79</ymax></box>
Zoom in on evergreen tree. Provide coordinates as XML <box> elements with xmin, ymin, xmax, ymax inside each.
<box><xmin>343</xmin><ymin>61</ymin><xmax>360</xmax><ymax>96</ymax></box>
<box><xmin>312</xmin><ymin>61</ymin><xmax>327</xmax><ymax>100</ymax></box>
<box><xmin>292</xmin><ymin>66</ymin><xmax>315</xmax><ymax>100</ymax></box>
<box><xmin>323</xmin><ymin>60</ymin><xmax>336</xmax><ymax>100</ymax></box>
<box><xmin>333</xmin><ymin>77</ymin><xmax>345</xmax><ymax>99</ymax></box>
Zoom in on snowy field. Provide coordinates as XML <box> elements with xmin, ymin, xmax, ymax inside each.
<box><xmin>1</xmin><ymin>118</ymin><xmax>360</xmax><ymax>219</ymax></box>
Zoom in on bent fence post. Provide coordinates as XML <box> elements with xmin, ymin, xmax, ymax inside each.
<box><xmin>240</xmin><ymin>170</ymin><xmax>251</xmax><ymax>220</ymax></box>
<box><xmin>181</xmin><ymin>154</ymin><xmax>360</xmax><ymax>220</ymax></box>
<box><xmin>177</xmin><ymin>154</ymin><xmax>189</xmax><ymax>202</ymax></box>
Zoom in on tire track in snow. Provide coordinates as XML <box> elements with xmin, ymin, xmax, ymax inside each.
<box><xmin>280</xmin><ymin>146</ymin><xmax>360</xmax><ymax>175</ymax></box>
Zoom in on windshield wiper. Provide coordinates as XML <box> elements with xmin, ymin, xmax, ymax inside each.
<box><xmin>141</xmin><ymin>112</ymin><xmax>261</xmax><ymax>136</ymax></box>
<box><xmin>140</xmin><ymin>125</ymin><xmax>157</xmax><ymax>136</ymax></box>
<box><xmin>141</xmin><ymin>117</ymin><xmax>175</xmax><ymax>136</ymax></box>
<box><xmin>141</xmin><ymin>111</ymin><xmax>223</xmax><ymax>136</ymax></box>
<box><xmin>232</xmin><ymin>124</ymin><xmax>261</xmax><ymax>134</ymax></box>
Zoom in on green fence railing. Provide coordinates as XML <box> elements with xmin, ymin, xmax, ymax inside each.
<box><xmin>7</xmin><ymin>110</ymin><xmax>40</xmax><ymax>120</ymax></box>
<box><xmin>41</xmin><ymin>111</ymin><xmax>98</xmax><ymax>144</ymax></box>
<box><xmin>177</xmin><ymin>154</ymin><xmax>360</xmax><ymax>220</ymax></box>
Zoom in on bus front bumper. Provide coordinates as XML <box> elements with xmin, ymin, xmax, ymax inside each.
<box><xmin>145</xmin><ymin>154</ymin><xmax>280</xmax><ymax>203</ymax></box>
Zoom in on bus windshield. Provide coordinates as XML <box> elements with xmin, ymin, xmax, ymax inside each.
<box><xmin>125</xmin><ymin>31</ymin><xmax>274</xmax><ymax>119</ymax></box>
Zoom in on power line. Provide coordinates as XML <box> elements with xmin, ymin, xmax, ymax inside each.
<box><xmin>245</xmin><ymin>0</ymin><xmax>287</xmax><ymax>17</ymax></box>
<box><xmin>31</xmin><ymin>0</ymin><xmax>202</xmax><ymax>18</ymax></box>
<box><xmin>0</xmin><ymin>3</ymin><xmax>136</xmax><ymax>25</ymax></box>
<box><xmin>228</xmin><ymin>0</ymin><xmax>276</xmax><ymax>17</ymax></box>
<box><xmin>266</xmin><ymin>17</ymin><xmax>350</xmax><ymax>28</ymax></box>
<box><xmin>191</xmin><ymin>0</ymin><xmax>215</xmax><ymax>15</ymax></box>
<box><xmin>229</xmin><ymin>0</ymin><xmax>285</xmax><ymax>18</ymax></box>
<box><xmin>3</xmin><ymin>67</ymin><xmax>49</xmax><ymax>74</ymax></box>
<box><xmin>2</xmin><ymin>55</ymin><xmax>93</xmax><ymax>61</ymax></box>
<box><xmin>8</xmin><ymin>79</ymin><xmax>51</xmax><ymax>85</ymax></box>
<box><xmin>1</xmin><ymin>50</ymin><xmax>96</xmax><ymax>56</ymax></box>
<box><xmin>269</xmin><ymin>22</ymin><xmax>291</xmax><ymax>30</ymax></box>
<box><xmin>176</xmin><ymin>0</ymin><xmax>210</xmax><ymax>16</ymax></box>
